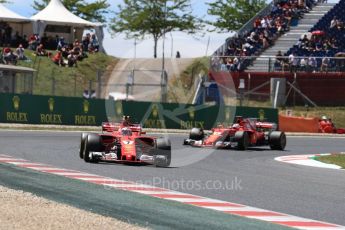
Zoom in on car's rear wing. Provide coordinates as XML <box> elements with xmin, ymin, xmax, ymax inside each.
<box><xmin>256</xmin><ymin>122</ymin><xmax>277</xmax><ymax>131</ymax></box>
<box><xmin>102</xmin><ymin>122</ymin><xmax>121</xmax><ymax>132</ymax></box>
<box><xmin>102</xmin><ymin>122</ymin><xmax>144</xmax><ymax>133</ymax></box>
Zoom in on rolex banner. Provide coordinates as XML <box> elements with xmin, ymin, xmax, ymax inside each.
<box><xmin>0</xmin><ymin>93</ymin><xmax>278</xmax><ymax>128</ymax></box>
<box><xmin>0</xmin><ymin>93</ymin><xmax>107</xmax><ymax>126</ymax></box>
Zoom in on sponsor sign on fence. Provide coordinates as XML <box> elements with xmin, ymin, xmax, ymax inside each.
<box><xmin>0</xmin><ymin>93</ymin><xmax>277</xmax><ymax>129</ymax></box>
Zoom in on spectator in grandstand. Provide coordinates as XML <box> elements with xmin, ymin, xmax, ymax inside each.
<box><xmin>51</xmin><ymin>51</ymin><xmax>65</xmax><ymax>67</ymax></box>
<box><xmin>28</xmin><ymin>34</ymin><xmax>40</xmax><ymax>51</ymax></box>
<box><xmin>308</xmin><ymin>55</ymin><xmax>317</xmax><ymax>72</ymax></box>
<box><xmin>253</xmin><ymin>17</ymin><xmax>261</xmax><ymax>28</ymax></box>
<box><xmin>72</xmin><ymin>39</ymin><xmax>85</xmax><ymax>61</ymax></box>
<box><xmin>2</xmin><ymin>47</ymin><xmax>17</xmax><ymax>65</ymax></box>
<box><xmin>59</xmin><ymin>46</ymin><xmax>68</xmax><ymax>59</ymax></box>
<box><xmin>320</xmin><ymin>57</ymin><xmax>329</xmax><ymax>72</ymax></box>
<box><xmin>330</xmin><ymin>16</ymin><xmax>338</xmax><ymax>29</ymax></box>
<box><xmin>261</xmin><ymin>16</ymin><xmax>269</xmax><ymax>28</ymax></box>
<box><xmin>283</xmin><ymin>8</ymin><xmax>292</xmax><ymax>26</ymax></box>
<box><xmin>260</xmin><ymin>33</ymin><xmax>270</xmax><ymax>49</ymax></box>
<box><xmin>67</xmin><ymin>52</ymin><xmax>78</xmax><ymax>67</ymax></box>
<box><xmin>274</xmin><ymin>50</ymin><xmax>285</xmax><ymax>71</ymax></box>
<box><xmin>336</xmin><ymin>19</ymin><xmax>344</xmax><ymax>31</ymax></box>
<box><xmin>83</xmin><ymin>90</ymin><xmax>90</xmax><ymax>99</ymax></box>
<box><xmin>82</xmin><ymin>34</ymin><xmax>90</xmax><ymax>52</ymax></box>
<box><xmin>225</xmin><ymin>57</ymin><xmax>234</xmax><ymax>71</ymax></box>
<box><xmin>35</xmin><ymin>44</ymin><xmax>49</xmax><ymax>56</ymax></box>
<box><xmin>89</xmin><ymin>34</ymin><xmax>99</xmax><ymax>53</ymax></box>
<box><xmin>15</xmin><ymin>44</ymin><xmax>26</xmax><ymax>60</ymax></box>
<box><xmin>289</xmin><ymin>52</ymin><xmax>299</xmax><ymax>72</ymax></box>
<box><xmin>299</xmin><ymin>57</ymin><xmax>308</xmax><ymax>72</ymax></box>
<box><xmin>56</xmin><ymin>37</ymin><xmax>66</xmax><ymax>51</ymax></box>
<box><xmin>335</xmin><ymin>52</ymin><xmax>345</xmax><ymax>71</ymax></box>
<box><xmin>220</xmin><ymin>58</ymin><xmax>228</xmax><ymax>71</ymax></box>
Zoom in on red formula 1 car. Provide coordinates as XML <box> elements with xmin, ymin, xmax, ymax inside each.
<box><xmin>79</xmin><ymin>122</ymin><xmax>171</xmax><ymax>167</ymax></box>
<box><xmin>183</xmin><ymin>117</ymin><xmax>286</xmax><ymax>150</ymax></box>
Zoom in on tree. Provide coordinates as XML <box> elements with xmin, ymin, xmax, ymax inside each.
<box><xmin>0</xmin><ymin>0</ymin><xmax>10</xmax><ymax>3</ymax></box>
<box><xmin>207</xmin><ymin>0</ymin><xmax>267</xmax><ymax>32</ymax></box>
<box><xmin>32</xmin><ymin>0</ymin><xmax>109</xmax><ymax>23</ymax></box>
<box><xmin>110</xmin><ymin>0</ymin><xmax>203</xmax><ymax>58</ymax></box>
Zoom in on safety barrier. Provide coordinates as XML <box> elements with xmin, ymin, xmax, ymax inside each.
<box><xmin>279</xmin><ymin>114</ymin><xmax>319</xmax><ymax>133</ymax></box>
<box><xmin>0</xmin><ymin>93</ymin><xmax>278</xmax><ymax>129</ymax></box>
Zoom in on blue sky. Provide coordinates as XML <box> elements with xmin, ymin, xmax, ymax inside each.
<box><xmin>4</xmin><ymin>0</ymin><xmax>230</xmax><ymax>58</ymax></box>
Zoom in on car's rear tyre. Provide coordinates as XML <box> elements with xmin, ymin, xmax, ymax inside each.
<box><xmin>154</xmin><ymin>138</ymin><xmax>171</xmax><ymax>167</ymax></box>
<box><xmin>84</xmin><ymin>133</ymin><xmax>103</xmax><ymax>163</ymax></box>
<box><xmin>189</xmin><ymin>128</ymin><xmax>204</xmax><ymax>141</ymax></box>
<box><xmin>234</xmin><ymin>131</ymin><xmax>249</xmax><ymax>150</ymax></box>
<box><xmin>79</xmin><ymin>132</ymin><xmax>88</xmax><ymax>159</ymax></box>
<box><xmin>269</xmin><ymin>131</ymin><xmax>286</xmax><ymax>150</ymax></box>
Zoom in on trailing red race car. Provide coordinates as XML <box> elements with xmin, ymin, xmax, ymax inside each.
<box><xmin>79</xmin><ymin>119</ymin><xmax>171</xmax><ymax>167</ymax></box>
<box><xmin>183</xmin><ymin>117</ymin><xmax>286</xmax><ymax>150</ymax></box>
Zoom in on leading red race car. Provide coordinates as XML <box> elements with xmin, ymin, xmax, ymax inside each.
<box><xmin>183</xmin><ymin>117</ymin><xmax>286</xmax><ymax>150</ymax></box>
<box><xmin>79</xmin><ymin>119</ymin><xmax>171</xmax><ymax>167</ymax></box>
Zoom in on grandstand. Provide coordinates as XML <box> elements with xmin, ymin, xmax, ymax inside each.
<box><xmin>213</xmin><ymin>0</ymin><xmax>344</xmax><ymax>73</ymax></box>
<box><xmin>205</xmin><ymin>0</ymin><xmax>345</xmax><ymax>106</ymax></box>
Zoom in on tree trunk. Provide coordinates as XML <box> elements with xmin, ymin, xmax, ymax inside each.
<box><xmin>153</xmin><ymin>37</ymin><xmax>158</xmax><ymax>58</ymax></box>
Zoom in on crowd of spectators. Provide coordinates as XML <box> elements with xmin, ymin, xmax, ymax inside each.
<box><xmin>274</xmin><ymin>35</ymin><xmax>344</xmax><ymax>72</ymax></box>
<box><xmin>1</xmin><ymin>44</ymin><xmax>28</xmax><ymax>65</ymax></box>
<box><xmin>274</xmin><ymin>2</ymin><xmax>345</xmax><ymax>73</ymax></box>
<box><xmin>212</xmin><ymin>0</ymin><xmax>317</xmax><ymax>72</ymax></box>
<box><xmin>1</xmin><ymin>22</ymin><xmax>100</xmax><ymax>67</ymax></box>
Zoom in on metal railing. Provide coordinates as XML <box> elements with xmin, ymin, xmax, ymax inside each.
<box><xmin>210</xmin><ymin>55</ymin><xmax>345</xmax><ymax>73</ymax></box>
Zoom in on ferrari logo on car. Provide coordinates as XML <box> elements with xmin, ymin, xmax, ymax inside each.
<box><xmin>83</xmin><ymin>100</ymin><xmax>89</xmax><ymax>114</ymax></box>
<box><xmin>123</xmin><ymin>140</ymin><xmax>134</xmax><ymax>145</ymax></box>
<box><xmin>12</xmin><ymin>96</ymin><xmax>20</xmax><ymax>111</ymax></box>
<box><xmin>48</xmin><ymin>98</ymin><xmax>55</xmax><ymax>112</ymax></box>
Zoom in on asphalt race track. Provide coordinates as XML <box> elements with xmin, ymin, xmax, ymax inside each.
<box><xmin>1</xmin><ymin>130</ymin><xmax>345</xmax><ymax>226</ymax></box>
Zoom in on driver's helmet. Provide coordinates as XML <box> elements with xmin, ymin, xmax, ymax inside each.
<box><xmin>121</xmin><ymin>127</ymin><xmax>132</xmax><ymax>136</ymax></box>
<box><xmin>321</xmin><ymin>115</ymin><xmax>328</xmax><ymax>120</ymax></box>
<box><xmin>235</xmin><ymin>116</ymin><xmax>243</xmax><ymax>123</ymax></box>
<box><xmin>232</xmin><ymin>123</ymin><xmax>240</xmax><ymax>129</ymax></box>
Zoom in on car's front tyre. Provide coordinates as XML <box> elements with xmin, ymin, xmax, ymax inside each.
<box><xmin>84</xmin><ymin>133</ymin><xmax>103</xmax><ymax>163</ymax></box>
<box><xmin>154</xmin><ymin>138</ymin><xmax>171</xmax><ymax>167</ymax></box>
<box><xmin>234</xmin><ymin>131</ymin><xmax>249</xmax><ymax>150</ymax></box>
<box><xmin>269</xmin><ymin>131</ymin><xmax>286</xmax><ymax>150</ymax></box>
<box><xmin>79</xmin><ymin>132</ymin><xmax>88</xmax><ymax>159</ymax></box>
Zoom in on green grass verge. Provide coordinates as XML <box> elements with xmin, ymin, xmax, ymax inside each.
<box><xmin>316</xmin><ymin>154</ymin><xmax>345</xmax><ymax>169</ymax></box>
<box><xmin>12</xmin><ymin>48</ymin><xmax>118</xmax><ymax>97</ymax></box>
<box><xmin>168</xmin><ymin>57</ymin><xmax>209</xmax><ymax>103</ymax></box>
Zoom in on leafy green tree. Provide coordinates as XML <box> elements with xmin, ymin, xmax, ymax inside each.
<box><xmin>0</xmin><ymin>0</ymin><xmax>10</xmax><ymax>3</ymax></box>
<box><xmin>207</xmin><ymin>0</ymin><xmax>267</xmax><ymax>32</ymax></box>
<box><xmin>32</xmin><ymin>0</ymin><xmax>109</xmax><ymax>23</ymax></box>
<box><xmin>110</xmin><ymin>0</ymin><xmax>203</xmax><ymax>58</ymax></box>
